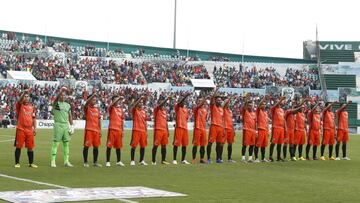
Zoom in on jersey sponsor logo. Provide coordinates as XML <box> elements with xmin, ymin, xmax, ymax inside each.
<box><xmin>90</xmin><ymin>112</ymin><xmax>99</xmax><ymax>116</ymax></box>
<box><xmin>22</xmin><ymin>110</ymin><xmax>33</xmax><ymax>116</ymax></box>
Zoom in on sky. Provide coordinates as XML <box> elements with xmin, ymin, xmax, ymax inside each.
<box><xmin>0</xmin><ymin>0</ymin><xmax>359</xmax><ymax>59</ymax></box>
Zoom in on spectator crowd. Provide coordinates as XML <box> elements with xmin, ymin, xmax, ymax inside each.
<box><xmin>0</xmin><ymin>82</ymin><xmax>256</xmax><ymax>124</ymax></box>
<box><xmin>213</xmin><ymin>65</ymin><xmax>319</xmax><ymax>89</ymax></box>
<box><xmin>140</xmin><ymin>61</ymin><xmax>210</xmax><ymax>86</ymax></box>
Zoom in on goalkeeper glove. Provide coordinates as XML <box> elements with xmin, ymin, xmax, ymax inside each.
<box><xmin>69</xmin><ymin>125</ymin><xmax>75</xmax><ymax>135</ymax></box>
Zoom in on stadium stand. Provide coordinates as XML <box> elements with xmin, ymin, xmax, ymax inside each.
<box><xmin>2</xmin><ymin>30</ymin><xmax>360</xmax><ymax>130</ymax></box>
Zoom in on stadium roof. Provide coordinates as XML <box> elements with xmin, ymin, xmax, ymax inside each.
<box><xmin>0</xmin><ymin>30</ymin><xmax>315</xmax><ymax>64</ymax></box>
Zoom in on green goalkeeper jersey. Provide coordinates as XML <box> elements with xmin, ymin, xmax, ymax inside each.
<box><xmin>52</xmin><ymin>101</ymin><xmax>71</xmax><ymax>124</ymax></box>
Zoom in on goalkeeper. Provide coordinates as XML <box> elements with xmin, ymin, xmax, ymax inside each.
<box><xmin>50</xmin><ymin>88</ymin><xmax>75</xmax><ymax>167</ymax></box>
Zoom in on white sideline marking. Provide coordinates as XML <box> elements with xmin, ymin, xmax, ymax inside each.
<box><xmin>0</xmin><ymin>135</ymin><xmax>14</xmax><ymax>138</ymax></box>
<box><xmin>0</xmin><ymin>139</ymin><xmax>14</xmax><ymax>143</ymax></box>
<box><xmin>0</xmin><ymin>173</ymin><xmax>139</xmax><ymax>203</ymax></box>
<box><xmin>0</xmin><ymin>173</ymin><xmax>69</xmax><ymax>189</ymax></box>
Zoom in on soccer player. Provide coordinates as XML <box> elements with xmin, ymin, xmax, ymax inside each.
<box><xmin>14</xmin><ymin>90</ymin><xmax>37</xmax><ymax>168</ymax></box>
<box><xmin>294</xmin><ymin>102</ymin><xmax>307</xmax><ymax>161</ymax></box>
<box><xmin>207</xmin><ymin>87</ymin><xmax>225</xmax><ymax>164</ymax></box>
<box><xmin>306</xmin><ymin>102</ymin><xmax>321</xmax><ymax>160</ymax></box>
<box><xmin>320</xmin><ymin>102</ymin><xmax>336</xmax><ymax>160</ymax></box>
<box><xmin>241</xmin><ymin>94</ymin><xmax>256</xmax><ymax>163</ymax></box>
<box><xmin>284</xmin><ymin>102</ymin><xmax>295</xmax><ymax>161</ymax></box>
<box><xmin>83</xmin><ymin>93</ymin><xmax>102</xmax><ymax>167</ymax></box>
<box><xmin>192</xmin><ymin>96</ymin><xmax>208</xmax><ymax>164</ymax></box>
<box><xmin>50</xmin><ymin>88</ymin><xmax>74</xmax><ymax>167</ymax></box>
<box><xmin>254</xmin><ymin>95</ymin><xmax>269</xmax><ymax>163</ymax></box>
<box><xmin>152</xmin><ymin>96</ymin><xmax>172</xmax><ymax>165</ymax></box>
<box><xmin>284</xmin><ymin>99</ymin><xmax>307</xmax><ymax>161</ymax></box>
<box><xmin>173</xmin><ymin>92</ymin><xmax>191</xmax><ymax>165</ymax></box>
<box><xmin>106</xmin><ymin>95</ymin><xmax>125</xmax><ymax>167</ymax></box>
<box><xmin>269</xmin><ymin>96</ymin><xmax>286</xmax><ymax>162</ymax></box>
<box><xmin>129</xmin><ymin>96</ymin><xmax>148</xmax><ymax>166</ymax></box>
<box><xmin>335</xmin><ymin>101</ymin><xmax>351</xmax><ymax>160</ymax></box>
<box><xmin>224</xmin><ymin>97</ymin><xmax>236</xmax><ymax>163</ymax></box>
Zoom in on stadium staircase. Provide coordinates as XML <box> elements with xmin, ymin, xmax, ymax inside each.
<box><xmin>324</xmin><ymin>74</ymin><xmax>356</xmax><ymax>90</ymax></box>
<box><xmin>324</xmin><ymin>74</ymin><xmax>358</xmax><ymax>126</ymax></box>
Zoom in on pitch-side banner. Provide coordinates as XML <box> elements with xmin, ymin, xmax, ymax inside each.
<box><xmin>36</xmin><ymin>120</ymin><xmax>86</xmax><ymax>129</ymax></box>
<box><xmin>36</xmin><ymin>120</ymin><xmax>194</xmax><ymax>130</ymax></box>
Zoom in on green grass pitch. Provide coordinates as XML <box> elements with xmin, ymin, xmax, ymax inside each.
<box><xmin>0</xmin><ymin>128</ymin><xmax>360</xmax><ymax>202</ymax></box>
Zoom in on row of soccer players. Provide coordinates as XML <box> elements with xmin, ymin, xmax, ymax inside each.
<box><xmin>13</xmin><ymin>87</ymin><xmax>350</xmax><ymax>168</ymax></box>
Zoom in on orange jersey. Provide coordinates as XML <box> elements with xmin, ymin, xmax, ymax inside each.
<box><xmin>210</xmin><ymin>104</ymin><xmax>223</xmax><ymax>126</ymax></box>
<box><xmin>154</xmin><ymin>106</ymin><xmax>168</xmax><ymax>131</ymax></box>
<box><xmin>307</xmin><ymin>111</ymin><xmax>312</xmax><ymax>128</ymax></box>
<box><xmin>256</xmin><ymin>108</ymin><xmax>268</xmax><ymax>131</ymax></box>
<box><xmin>295</xmin><ymin>112</ymin><xmax>306</xmax><ymax>131</ymax></box>
<box><xmin>337</xmin><ymin>110</ymin><xmax>348</xmax><ymax>131</ymax></box>
<box><xmin>271</xmin><ymin>106</ymin><xmax>285</xmax><ymax>129</ymax></box>
<box><xmin>243</xmin><ymin>109</ymin><xmax>256</xmax><ymax>132</ymax></box>
<box><xmin>285</xmin><ymin>110</ymin><xmax>295</xmax><ymax>130</ymax></box>
<box><xmin>175</xmin><ymin>104</ymin><xmax>188</xmax><ymax>129</ymax></box>
<box><xmin>132</xmin><ymin>108</ymin><xmax>147</xmax><ymax>132</ymax></box>
<box><xmin>85</xmin><ymin>106</ymin><xmax>101</xmax><ymax>132</ymax></box>
<box><xmin>322</xmin><ymin>111</ymin><xmax>335</xmax><ymax>130</ymax></box>
<box><xmin>224</xmin><ymin>108</ymin><xmax>233</xmax><ymax>129</ymax></box>
<box><xmin>108</xmin><ymin>106</ymin><xmax>124</xmax><ymax>131</ymax></box>
<box><xmin>193</xmin><ymin>106</ymin><xmax>208</xmax><ymax>130</ymax></box>
<box><xmin>15</xmin><ymin>102</ymin><xmax>36</xmax><ymax>131</ymax></box>
<box><xmin>310</xmin><ymin>112</ymin><xmax>321</xmax><ymax>130</ymax></box>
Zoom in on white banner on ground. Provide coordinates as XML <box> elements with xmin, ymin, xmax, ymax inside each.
<box><xmin>0</xmin><ymin>186</ymin><xmax>186</xmax><ymax>203</ymax></box>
